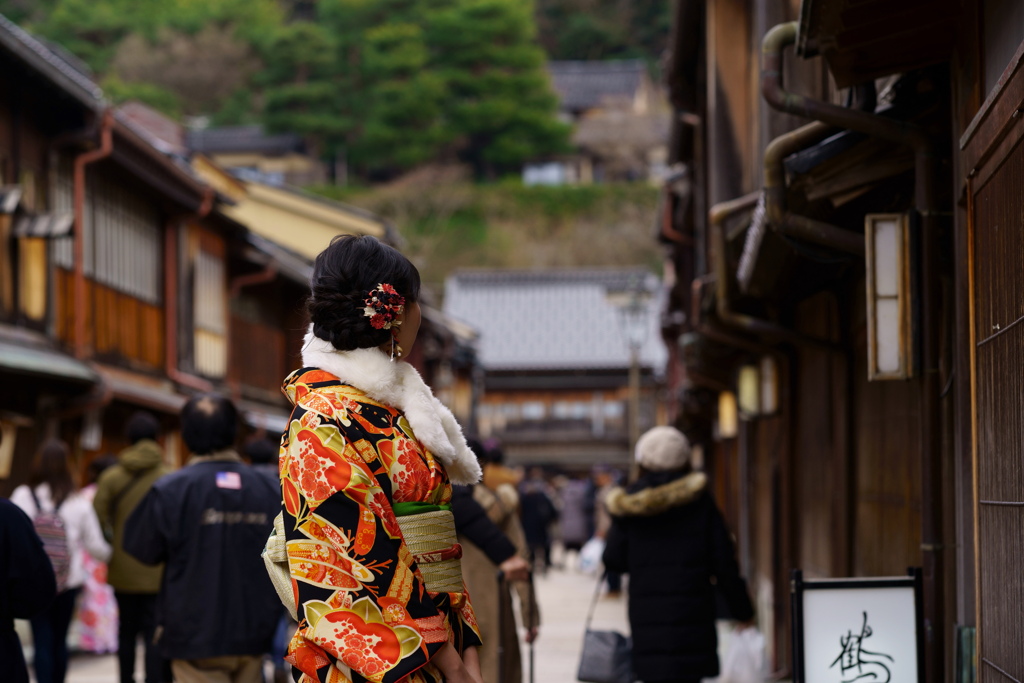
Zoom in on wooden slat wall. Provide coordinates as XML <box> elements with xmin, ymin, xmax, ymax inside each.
<box><xmin>852</xmin><ymin>336</ymin><xmax>922</xmax><ymax>576</ymax></box>
<box><xmin>229</xmin><ymin>314</ymin><xmax>286</xmax><ymax>395</ymax></box>
<box><xmin>972</xmin><ymin>134</ymin><xmax>1024</xmax><ymax>679</ymax></box>
<box><xmin>55</xmin><ymin>268</ymin><xmax>164</xmax><ymax>369</ymax></box>
<box><xmin>792</xmin><ymin>292</ymin><xmax>850</xmax><ymax>579</ymax></box>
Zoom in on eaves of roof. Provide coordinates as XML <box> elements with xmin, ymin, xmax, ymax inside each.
<box><xmin>0</xmin><ymin>13</ymin><xmax>104</xmax><ymax>112</ymax></box>
<box><xmin>110</xmin><ymin>120</ymin><xmax>211</xmax><ymax>212</ymax></box>
<box><xmin>244</xmin><ymin>232</ymin><xmax>313</xmax><ymax>285</ymax></box>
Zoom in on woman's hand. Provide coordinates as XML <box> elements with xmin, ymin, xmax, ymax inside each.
<box><xmin>462</xmin><ymin>646</ymin><xmax>484</xmax><ymax>683</ymax></box>
<box><xmin>498</xmin><ymin>555</ymin><xmax>531</xmax><ymax>582</ymax></box>
<box><xmin>433</xmin><ymin>641</ymin><xmax>482</xmax><ymax>683</ymax></box>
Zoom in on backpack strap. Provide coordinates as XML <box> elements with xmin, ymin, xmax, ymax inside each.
<box><xmin>31</xmin><ymin>486</ymin><xmax>68</xmax><ymax>515</ymax></box>
<box><xmin>108</xmin><ymin>469</ymin><xmax>148</xmax><ymax>525</ymax></box>
<box><xmin>29</xmin><ymin>487</ymin><xmax>42</xmax><ymax>515</ymax></box>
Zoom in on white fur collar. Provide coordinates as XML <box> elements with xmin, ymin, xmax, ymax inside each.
<box><xmin>301</xmin><ymin>328</ymin><xmax>481</xmax><ymax>485</ymax></box>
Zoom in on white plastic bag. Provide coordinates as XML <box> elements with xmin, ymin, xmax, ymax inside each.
<box><xmin>578</xmin><ymin>536</ymin><xmax>606</xmax><ymax>575</ymax></box>
<box><xmin>718</xmin><ymin>627</ymin><xmax>765</xmax><ymax>683</ymax></box>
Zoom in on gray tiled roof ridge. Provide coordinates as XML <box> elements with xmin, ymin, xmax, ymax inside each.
<box><xmin>548</xmin><ymin>59</ymin><xmax>647</xmax><ymax>72</ymax></box>
<box><xmin>0</xmin><ymin>13</ymin><xmax>104</xmax><ymax>107</ymax></box>
<box><xmin>448</xmin><ymin>266</ymin><xmax>657</xmax><ymax>287</ymax></box>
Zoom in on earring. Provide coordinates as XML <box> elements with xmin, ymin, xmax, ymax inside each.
<box><xmin>390</xmin><ymin>335</ymin><xmax>404</xmax><ymax>362</ymax></box>
<box><xmin>390</xmin><ymin>337</ymin><xmax>396</xmax><ymax>362</ymax></box>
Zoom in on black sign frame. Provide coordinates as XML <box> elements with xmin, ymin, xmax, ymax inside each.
<box><xmin>791</xmin><ymin>567</ymin><xmax>924</xmax><ymax>683</ymax></box>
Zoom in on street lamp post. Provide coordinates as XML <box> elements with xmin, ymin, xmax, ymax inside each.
<box><xmin>618</xmin><ymin>281</ymin><xmax>649</xmax><ymax>477</ymax></box>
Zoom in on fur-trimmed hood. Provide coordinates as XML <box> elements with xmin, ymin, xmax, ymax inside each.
<box><xmin>299</xmin><ymin>328</ymin><xmax>482</xmax><ymax>485</ymax></box>
<box><xmin>605</xmin><ymin>471</ymin><xmax>707</xmax><ymax>517</ymax></box>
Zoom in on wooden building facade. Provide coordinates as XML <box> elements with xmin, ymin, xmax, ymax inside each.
<box><xmin>0</xmin><ymin>15</ymin><xmax>426</xmax><ymax>493</ymax></box>
<box><xmin>661</xmin><ymin>1</ymin><xmax>1024</xmax><ymax>681</ymax></box>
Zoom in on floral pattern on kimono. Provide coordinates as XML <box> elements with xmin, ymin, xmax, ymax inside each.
<box><xmin>280</xmin><ymin>368</ymin><xmax>481</xmax><ymax>683</ymax></box>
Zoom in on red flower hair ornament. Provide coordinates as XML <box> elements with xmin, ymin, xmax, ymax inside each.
<box><xmin>363</xmin><ymin>283</ymin><xmax>405</xmax><ymax>330</ymax></box>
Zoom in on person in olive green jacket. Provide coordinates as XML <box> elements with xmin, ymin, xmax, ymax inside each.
<box><xmin>93</xmin><ymin>412</ymin><xmax>172</xmax><ymax>683</ymax></box>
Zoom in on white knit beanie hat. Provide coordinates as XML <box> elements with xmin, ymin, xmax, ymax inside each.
<box><xmin>635</xmin><ymin>426</ymin><xmax>691</xmax><ymax>471</ymax></box>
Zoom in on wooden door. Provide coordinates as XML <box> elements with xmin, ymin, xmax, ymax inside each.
<box><xmin>962</xmin><ymin>40</ymin><xmax>1024</xmax><ymax>681</ymax></box>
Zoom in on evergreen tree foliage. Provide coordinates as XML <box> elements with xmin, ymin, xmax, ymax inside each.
<box><xmin>0</xmin><ymin>0</ymin><xmax>578</xmax><ymax>180</ymax></box>
<box><xmin>535</xmin><ymin>0</ymin><xmax>671</xmax><ymax>64</ymax></box>
<box><xmin>428</xmin><ymin>0</ymin><xmax>570</xmax><ymax>177</ymax></box>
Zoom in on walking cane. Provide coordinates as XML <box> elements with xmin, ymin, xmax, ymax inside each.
<box><xmin>497</xmin><ymin>568</ymin><xmax>537</xmax><ymax>683</ymax></box>
<box><xmin>496</xmin><ymin>570</ymin><xmax>507</xmax><ymax>683</ymax></box>
<box><xmin>525</xmin><ymin>569</ymin><xmax>536</xmax><ymax>683</ymax></box>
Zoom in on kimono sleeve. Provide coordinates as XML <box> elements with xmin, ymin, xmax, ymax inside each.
<box><xmin>281</xmin><ymin>413</ymin><xmax>449</xmax><ymax>683</ymax></box>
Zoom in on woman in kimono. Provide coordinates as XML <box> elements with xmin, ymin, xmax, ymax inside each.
<box><xmin>280</xmin><ymin>235</ymin><xmax>484</xmax><ymax>683</ymax></box>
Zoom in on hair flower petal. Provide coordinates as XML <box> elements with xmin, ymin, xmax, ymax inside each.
<box><xmin>363</xmin><ymin>283</ymin><xmax>405</xmax><ymax>330</ymax></box>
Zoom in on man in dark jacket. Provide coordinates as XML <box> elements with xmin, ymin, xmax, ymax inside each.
<box><xmin>125</xmin><ymin>394</ymin><xmax>280</xmax><ymax>683</ymax></box>
<box><xmin>603</xmin><ymin>426</ymin><xmax>754</xmax><ymax>683</ymax></box>
<box><xmin>0</xmin><ymin>498</ymin><xmax>57</xmax><ymax>683</ymax></box>
<box><xmin>93</xmin><ymin>411</ymin><xmax>171</xmax><ymax>683</ymax></box>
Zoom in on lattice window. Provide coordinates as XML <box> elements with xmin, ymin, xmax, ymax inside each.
<box><xmin>193</xmin><ymin>247</ymin><xmax>227</xmax><ymax>378</ymax></box>
<box><xmin>52</xmin><ymin>161</ymin><xmax>162</xmax><ymax>305</ymax></box>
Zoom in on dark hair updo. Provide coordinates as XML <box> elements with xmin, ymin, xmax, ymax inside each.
<box><xmin>308</xmin><ymin>235</ymin><xmax>421</xmax><ymax>351</ymax></box>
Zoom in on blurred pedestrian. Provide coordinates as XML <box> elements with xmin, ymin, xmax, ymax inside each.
<box><xmin>457</xmin><ymin>439</ymin><xmax>539</xmax><ymax>683</ymax></box>
<box><xmin>69</xmin><ymin>454</ymin><xmax>119</xmax><ymax>655</ymax></box>
<box><xmin>11</xmin><ymin>439</ymin><xmax>111</xmax><ymax>683</ymax></box>
<box><xmin>602</xmin><ymin>426</ymin><xmax>754</xmax><ymax>683</ymax></box>
<box><xmin>241</xmin><ymin>434</ymin><xmax>292</xmax><ymax>683</ymax></box>
<box><xmin>0</xmin><ymin>497</ymin><xmax>57</xmax><ymax>683</ymax></box>
<box><xmin>124</xmin><ymin>394</ymin><xmax>280</xmax><ymax>683</ymax></box>
<box><xmin>519</xmin><ymin>467</ymin><xmax>557</xmax><ymax>573</ymax></box>
<box><xmin>93</xmin><ymin>410</ymin><xmax>172</xmax><ymax>683</ymax></box>
<box><xmin>243</xmin><ymin>435</ymin><xmax>279</xmax><ymax>487</ymax></box>
<box><xmin>591</xmin><ymin>464</ymin><xmax>622</xmax><ymax>597</ymax></box>
<box><xmin>277</xmin><ymin>234</ymin><xmax>485</xmax><ymax>683</ymax></box>
<box><xmin>557</xmin><ymin>476</ymin><xmax>592</xmax><ymax>562</ymax></box>
<box><xmin>480</xmin><ymin>441</ymin><xmax>520</xmax><ymax>491</ymax></box>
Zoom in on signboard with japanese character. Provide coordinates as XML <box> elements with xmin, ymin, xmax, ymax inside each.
<box><xmin>791</xmin><ymin>569</ymin><xmax>923</xmax><ymax>683</ymax></box>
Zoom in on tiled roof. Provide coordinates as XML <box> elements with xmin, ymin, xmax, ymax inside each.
<box><xmin>547</xmin><ymin>60</ymin><xmax>647</xmax><ymax>112</ymax></box>
<box><xmin>0</xmin><ymin>13</ymin><xmax>104</xmax><ymax>109</ymax></box>
<box><xmin>442</xmin><ymin>268</ymin><xmax>667</xmax><ymax>373</ymax></box>
<box><xmin>187</xmin><ymin>126</ymin><xmax>305</xmax><ymax>155</ymax></box>
<box><xmin>117</xmin><ymin>101</ymin><xmax>187</xmax><ymax>156</ymax></box>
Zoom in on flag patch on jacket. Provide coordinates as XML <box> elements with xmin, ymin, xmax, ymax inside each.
<box><xmin>216</xmin><ymin>471</ymin><xmax>242</xmax><ymax>489</ymax></box>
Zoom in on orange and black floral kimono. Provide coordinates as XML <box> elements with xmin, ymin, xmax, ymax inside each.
<box><xmin>280</xmin><ymin>339</ymin><xmax>483</xmax><ymax>683</ymax></box>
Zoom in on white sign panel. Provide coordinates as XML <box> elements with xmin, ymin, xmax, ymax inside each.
<box><xmin>794</xmin><ymin>572</ymin><xmax>922</xmax><ymax>683</ymax></box>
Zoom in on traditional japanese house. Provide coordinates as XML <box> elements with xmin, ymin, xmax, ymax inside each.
<box><xmin>443</xmin><ymin>268</ymin><xmax>667</xmax><ymax>472</ymax></box>
<box><xmin>0</xmin><ymin>18</ymin><xmax>396</xmax><ymax>487</ymax></box>
<box><xmin>658</xmin><ymin>0</ymin><xmax>1024</xmax><ymax>680</ymax></box>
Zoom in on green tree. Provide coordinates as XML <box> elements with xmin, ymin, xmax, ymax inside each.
<box><xmin>355</xmin><ymin>22</ymin><xmax>448</xmax><ymax>174</ymax></box>
<box><xmin>428</xmin><ymin>0</ymin><xmax>570</xmax><ymax>177</ymax></box>
<box><xmin>535</xmin><ymin>0</ymin><xmax>671</xmax><ymax>64</ymax></box>
<box><xmin>257</xmin><ymin>21</ymin><xmax>346</xmax><ymax>157</ymax></box>
<box><xmin>101</xmin><ymin>75</ymin><xmax>183</xmax><ymax>116</ymax></box>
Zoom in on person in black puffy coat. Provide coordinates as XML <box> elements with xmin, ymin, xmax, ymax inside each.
<box><xmin>602</xmin><ymin>426</ymin><xmax>754</xmax><ymax>683</ymax></box>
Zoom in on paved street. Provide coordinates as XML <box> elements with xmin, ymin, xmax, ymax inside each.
<box><xmin>61</xmin><ymin>555</ymin><xmax>629</xmax><ymax>683</ymax></box>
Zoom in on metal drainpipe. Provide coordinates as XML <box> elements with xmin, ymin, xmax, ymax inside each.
<box><xmin>762</xmin><ymin>21</ymin><xmax>944</xmax><ymax>682</ymax></box>
<box><xmin>230</xmin><ymin>264</ymin><xmax>278</xmax><ymax>298</ymax></box>
<box><xmin>72</xmin><ymin>110</ymin><xmax>114</xmax><ymax>359</ymax></box>
<box><xmin>164</xmin><ymin>189</ymin><xmax>216</xmax><ymax>392</ymax></box>
<box><xmin>709</xmin><ymin>192</ymin><xmax>839</xmax><ymax>352</ymax></box>
<box><xmin>763</xmin><ymin>121</ymin><xmax>865</xmax><ymax>255</ymax></box>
